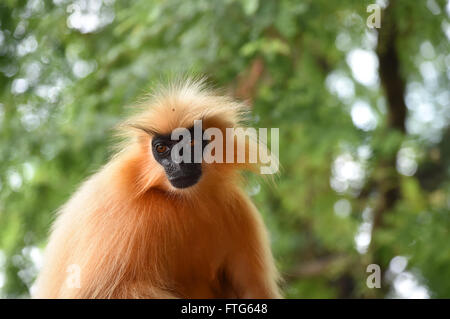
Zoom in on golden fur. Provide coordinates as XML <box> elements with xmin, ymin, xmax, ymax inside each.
<box><xmin>34</xmin><ymin>79</ymin><xmax>281</xmax><ymax>298</ymax></box>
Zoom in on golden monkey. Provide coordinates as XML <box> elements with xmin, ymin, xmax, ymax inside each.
<box><xmin>34</xmin><ymin>79</ymin><xmax>281</xmax><ymax>298</ymax></box>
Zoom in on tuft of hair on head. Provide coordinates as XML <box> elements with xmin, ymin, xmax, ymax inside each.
<box><xmin>115</xmin><ymin>77</ymin><xmax>278</xmax><ymax>177</ymax></box>
<box><xmin>118</xmin><ymin>77</ymin><xmax>243</xmax><ymax>134</ymax></box>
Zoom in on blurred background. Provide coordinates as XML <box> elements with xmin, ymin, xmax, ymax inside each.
<box><xmin>0</xmin><ymin>0</ymin><xmax>449</xmax><ymax>298</ymax></box>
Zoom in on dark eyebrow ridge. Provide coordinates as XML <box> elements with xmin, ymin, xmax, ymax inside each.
<box><xmin>128</xmin><ymin>123</ymin><xmax>160</xmax><ymax>136</ymax></box>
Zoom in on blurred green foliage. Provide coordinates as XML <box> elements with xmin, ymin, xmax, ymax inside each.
<box><xmin>0</xmin><ymin>0</ymin><xmax>449</xmax><ymax>298</ymax></box>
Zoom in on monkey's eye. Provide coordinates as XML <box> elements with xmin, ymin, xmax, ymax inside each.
<box><xmin>155</xmin><ymin>143</ymin><xmax>168</xmax><ymax>154</ymax></box>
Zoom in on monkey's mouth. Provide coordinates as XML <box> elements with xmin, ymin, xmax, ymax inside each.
<box><xmin>169</xmin><ymin>174</ymin><xmax>201</xmax><ymax>189</ymax></box>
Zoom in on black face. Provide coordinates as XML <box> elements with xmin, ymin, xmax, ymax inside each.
<box><xmin>151</xmin><ymin>128</ymin><xmax>206</xmax><ymax>189</ymax></box>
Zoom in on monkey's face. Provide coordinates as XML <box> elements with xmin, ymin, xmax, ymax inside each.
<box><xmin>151</xmin><ymin>128</ymin><xmax>207</xmax><ymax>189</ymax></box>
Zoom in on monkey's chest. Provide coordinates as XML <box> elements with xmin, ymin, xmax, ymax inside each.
<box><xmin>161</xmin><ymin>210</ymin><xmax>234</xmax><ymax>297</ymax></box>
